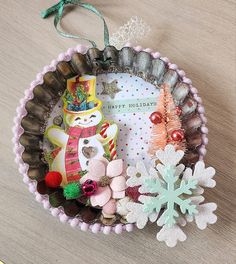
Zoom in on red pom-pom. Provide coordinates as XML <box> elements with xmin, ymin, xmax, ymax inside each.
<box><xmin>45</xmin><ymin>171</ymin><xmax>62</xmax><ymax>188</ymax></box>
<box><xmin>171</xmin><ymin>129</ymin><xmax>185</xmax><ymax>142</ymax></box>
<box><xmin>149</xmin><ymin>111</ymin><xmax>163</xmax><ymax>124</ymax></box>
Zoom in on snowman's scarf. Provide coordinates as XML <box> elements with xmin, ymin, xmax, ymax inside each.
<box><xmin>65</xmin><ymin>126</ymin><xmax>97</xmax><ymax>182</ymax></box>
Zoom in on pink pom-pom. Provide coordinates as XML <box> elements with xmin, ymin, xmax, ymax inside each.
<box><xmin>66</xmin><ymin>47</ymin><xmax>75</xmax><ymax>57</ymax></box>
<box><xmin>80</xmin><ymin>222</ymin><xmax>89</xmax><ymax>231</ymax></box>
<box><xmin>103</xmin><ymin>226</ymin><xmax>111</xmax><ymax>235</ymax></box>
<box><xmin>198</xmin><ymin>106</ymin><xmax>205</xmax><ymax>114</ymax></box>
<box><xmin>160</xmin><ymin>57</ymin><xmax>170</xmax><ymax>63</ymax></box>
<box><xmin>51</xmin><ymin>208</ymin><xmax>60</xmax><ymax>217</ymax></box>
<box><xmin>22</xmin><ymin>175</ymin><xmax>30</xmax><ymax>184</ymax></box>
<box><xmin>201</xmin><ymin>126</ymin><xmax>209</xmax><ymax>134</ymax></box>
<box><xmin>124</xmin><ymin>42</ymin><xmax>132</xmax><ymax>47</ymax></box>
<box><xmin>143</xmin><ymin>48</ymin><xmax>152</xmax><ymax>53</ymax></box>
<box><xmin>19</xmin><ymin>165</ymin><xmax>27</xmax><ymax>174</ymax></box>
<box><xmin>191</xmin><ymin>86</ymin><xmax>198</xmax><ymax>94</ymax></box>
<box><xmin>70</xmin><ymin>218</ymin><xmax>79</xmax><ymax>227</ymax></box>
<box><xmin>134</xmin><ymin>46</ymin><xmax>142</xmax><ymax>52</ymax></box>
<box><xmin>200</xmin><ymin>114</ymin><xmax>207</xmax><ymax>124</ymax></box>
<box><xmin>114</xmin><ymin>224</ymin><xmax>123</xmax><ymax>234</ymax></box>
<box><xmin>202</xmin><ymin>135</ymin><xmax>209</xmax><ymax>145</ymax></box>
<box><xmin>76</xmin><ymin>45</ymin><xmax>87</xmax><ymax>54</ymax></box>
<box><xmin>36</xmin><ymin>72</ymin><xmax>44</xmax><ymax>82</ymax></box>
<box><xmin>199</xmin><ymin>146</ymin><xmax>207</xmax><ymax>156</ymax></box>
<box><xmin>169</xmin><ymin>63</ymin><xmax>178</xmax><ymax>70</ymax></box>
<box><xmin>43</xmin><ymin>65</ymin><xmax>51</xmax><ymax>74</ymax></box>
<box><xmin>30</xmin><ymin>80</ymin><xmax>38</xmax><ymax>88</ymax></box>
<box><xmin>28</xmin><ymin>183</ymin><xmax>36</xmax><ymax>193</ymax></box>
<box><xmin>57</xmin><ymin>53</ymin><xmax>65</xmax><ymax>61</ymax></box>
<box><xmin>43</xmin><ymin>200</ymin><xmax>50</xmax><ymax>209</ymax></box>
<box><xmin>35</xmin><ymin>193</ymin><xmax>43</xmax><ymax>202</ymax></box>
<box><xmin>91</xmin><ymin>223</ymin><xmax>101</xmax><ymax>233</ymax></box>
<box><xmin>177</xmin><ymin>70</ymin><xmax>186</xmax><ymax>77</ymax></box>
<box><xmin>193</xmin><ymin>95</ymin><xmax>200</xmax><ymax>102</ymax></box>
<box><xmin>125</xmin><ymin>224</ymin><xmax>134</xmax><ymax>232</ymax></box>
<box><xmin>59</xmin><ymin>213</ymin><xmax>69</xmax><ymax>223</ymax></box>
<box><xmin>183</xmin><ymin>77</ymin><xmax>192</xmax><ymax>85</ymax></box>
<box><xmin>151</xmin><ymin>52</ymin><xmax>161</xmax><ymax>59</ymax></box>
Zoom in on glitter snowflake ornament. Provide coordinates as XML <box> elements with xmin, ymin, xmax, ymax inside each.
<box><xmin>126</xmin><ymin>145</ymin><xmax>217</xmax><ymax>247</ymax></box>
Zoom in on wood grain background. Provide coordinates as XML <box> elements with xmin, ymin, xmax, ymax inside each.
<box><xmin>0</xmin><ymin>1</ymin><xmax>235</xmax><ymax>263</ymax></box>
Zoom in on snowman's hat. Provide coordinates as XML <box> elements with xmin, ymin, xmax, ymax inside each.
<box><xmin>63</xmin><ymin>75</ymin><xmax>102</xmax><ymax>115</ymax></box>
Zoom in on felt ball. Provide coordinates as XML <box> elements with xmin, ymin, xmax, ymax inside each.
<box><xmin>149</xmin><ymin>111</ymin><xmax>163</xmax><ymax>124</ymax></box>
<box><xmin>171</xmin><ymin>129</ymin><xmax>185</xmax><ymax>142</ymax></box>
<box><xmin>45</xmin><ymin>171</ymin><xmax>62</xmax><ymax>188</ymax></box>
<box><xmin>81</xmin><ymin>179</ymin><xmax>98</xmax><ymax>196</ymax></box>
<box><xmin>63</xmin><ymin>182</ymin><xmax>82</xmax><ymax>200</ymax></box>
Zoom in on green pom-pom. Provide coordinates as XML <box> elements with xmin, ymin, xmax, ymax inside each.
<box><xmin>63</xmin><ymin>182</ymin><xmax>81</xmax><ymax>200</ymax></box>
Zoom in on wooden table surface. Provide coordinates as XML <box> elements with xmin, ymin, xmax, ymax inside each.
<box><xmin>0</xmin><ymin>1</ymin><xmax>235</xmax><ymax>263</ymax></box>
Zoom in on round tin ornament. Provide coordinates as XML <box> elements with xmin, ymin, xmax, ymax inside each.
<box><xmin>12</xmin><ymin>1</ymin><xmax>216</xmax><ymax>247</ymax></box>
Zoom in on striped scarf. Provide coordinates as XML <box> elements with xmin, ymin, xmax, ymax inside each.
<box><xmin>65</xmin><ymin>126</ymin><xmax>96</xmax><ymax>182</ymax></box>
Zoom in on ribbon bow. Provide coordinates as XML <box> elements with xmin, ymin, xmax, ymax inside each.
<box><xmin>41</xmin><ymin>0</ymin><xmax>109</xmax><ymax>47</ymax></box>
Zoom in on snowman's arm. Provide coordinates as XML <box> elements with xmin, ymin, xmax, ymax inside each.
<box><xmin>96</xmin><ymin>124</ymin><xmax>118</xmax><ymax>146</ymax></box>
<box><xmin>45</xmin><ymin>126</ymin><xmax>68</xmax><ymax>148</ymax></box>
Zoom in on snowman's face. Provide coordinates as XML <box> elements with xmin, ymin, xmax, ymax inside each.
<box><xmin>66</xmin><ymin>110</ymin><xmax>103</xmax><ymax>128</ymax></box>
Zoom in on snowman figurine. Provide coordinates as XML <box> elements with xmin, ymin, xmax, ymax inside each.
<box><xmin>45</xmin><ymin>75</ymin><xmax>118</xmax><ymax>186</ymax></box>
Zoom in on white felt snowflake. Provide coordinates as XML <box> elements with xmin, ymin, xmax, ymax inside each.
<box><xmin>126</xmin><ymin>145</ymin><xmax>217</xmax><ymax>247</ymax></box>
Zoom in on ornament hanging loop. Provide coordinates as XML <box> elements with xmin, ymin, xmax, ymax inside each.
<box><xmin>41</xmin><ymin>0</ymin><xmax>110</xmax><ymax>48</ymax></box>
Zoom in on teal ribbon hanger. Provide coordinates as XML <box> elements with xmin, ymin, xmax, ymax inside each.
<box><xmin>41</xmin><ymin>0</ymin><xmax>110</xmax><ymax>47</ymax></box>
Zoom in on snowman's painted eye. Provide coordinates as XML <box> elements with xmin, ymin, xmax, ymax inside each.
<box><xmin>90</xmin><ymin>114</ymin><xmax>96</xmax><ymax>118</ymax></box>
<box><xmin>75</xmin><ymin>117</ymin><xmax>81</xmax><ymax>121</ymax></box>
